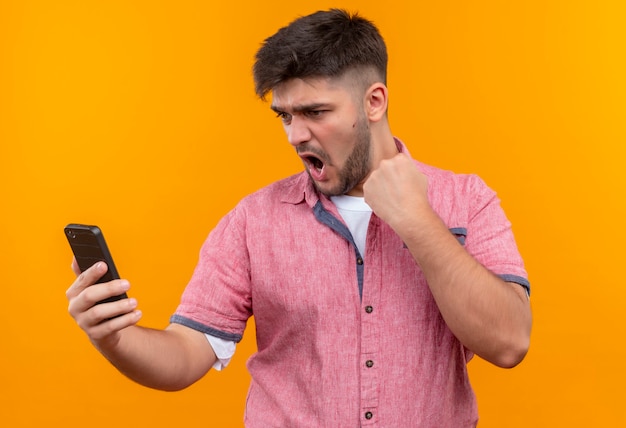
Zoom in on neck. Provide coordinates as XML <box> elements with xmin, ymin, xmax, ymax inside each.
<box><xmin>371</xmin><ymin>125</ymin><xmax>399</xmax><ymax>164</ymax></box>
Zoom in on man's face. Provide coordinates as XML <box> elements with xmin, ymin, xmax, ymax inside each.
<box><xmin>271</xmin><ymin>77</ymin><xmax>372</xmax><ymax>197</ymax></box>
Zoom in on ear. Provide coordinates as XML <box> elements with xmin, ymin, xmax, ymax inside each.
<box><xmin>364</xmin><ymin>82</ymin><xmax>388</xmax><ymax>122</ymax></box>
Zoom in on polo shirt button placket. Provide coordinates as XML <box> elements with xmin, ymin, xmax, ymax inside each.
<box><xmin>362</xmin><ymin>303</ymin><xmax>375</xmax><ymax>423</ymax></box>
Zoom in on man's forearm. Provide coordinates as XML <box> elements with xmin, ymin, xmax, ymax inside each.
<box><xmin>400</xmin><ymin>208</ymin><xmax>532</xmax><ymax>367</ymax></box>
<box><xmin>92</xmin><ymin>323</ymin><xmax>217</xmax><ymax>391</ymax></box>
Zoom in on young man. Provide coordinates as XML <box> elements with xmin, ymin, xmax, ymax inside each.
<box><xmin>66</xmin><ymin>9</ymin><xmax>531</xmax><ymax>427</ymax></box>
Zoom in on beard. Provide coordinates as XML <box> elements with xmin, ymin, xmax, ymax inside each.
<box><xmin>309</xmin><ymin>114</ymin><xmax>372</xmax><ymax>197</ymax></box>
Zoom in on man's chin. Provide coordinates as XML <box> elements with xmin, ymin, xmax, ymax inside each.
<box><xmin>309</xmin><ymin>174</ymin><xmax>353</xmax><ymax>197</ymax></box>
<box><xmin>312</xmin><ymin>183</ymin><xmax>336</xmax><ymax>197</ymax></box>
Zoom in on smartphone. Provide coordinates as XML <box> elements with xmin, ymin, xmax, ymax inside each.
<box><xmin>64</xmin><ymin>223</ymin><xmax>128</xmax><ymax>304</ymax></box>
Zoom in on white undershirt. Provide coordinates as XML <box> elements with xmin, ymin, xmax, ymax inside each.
<box><xmin>330</xmin><ymin>195</ymin><xmax>373</xmax><ymax>257</ymax></box>
<box><xmin>205</xmin><ymin>195</ymin><xmax>372</xmax><ymax>370</ymax></box>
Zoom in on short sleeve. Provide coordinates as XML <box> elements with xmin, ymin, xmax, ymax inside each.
<box><xmin>170</xmin><ymin>205</ymin><xmax>253</xmax><ymax>342</ymax></box>
<box><xmin>464</xmin><ymin>175</ymin><xmax>530</xmax><ymax>295</ymax></box>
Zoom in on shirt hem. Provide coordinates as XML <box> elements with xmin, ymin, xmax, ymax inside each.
<box><xmin>170</xmin><ymin>314</ymin><xmax>243</xmax><ymax>342</ymax></box>
<box><xmin>498</xmin><ymin>274</ymin><xmax>531</xmax><ymax>296</ymax></box>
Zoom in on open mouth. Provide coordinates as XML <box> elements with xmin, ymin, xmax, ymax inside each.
<box><xmin>305</xmin><ymin>155</ymin><xmax>324</xmax><ymax>173</ymax></box>
<box><xmin>300</xmin><ymin>153</ymin><xmax>327</xmax><ymax>181</ymax></box>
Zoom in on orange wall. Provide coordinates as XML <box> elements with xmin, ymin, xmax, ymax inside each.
<box><xmin>1</xmin><ymin>1</ymin><xmax>625</xmax><ymax>426</ymax></box>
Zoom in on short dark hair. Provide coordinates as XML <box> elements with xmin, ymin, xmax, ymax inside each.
<box><xmin>253</xmin><ymin>9</ymin><xmax>388</xmax><ymax>100</ymax></box>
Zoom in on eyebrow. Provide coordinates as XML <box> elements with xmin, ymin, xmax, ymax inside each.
<box><xmin>270</xmin><ymin>102</ymin><xmax>331</xmax><ymax>114</ymax></box>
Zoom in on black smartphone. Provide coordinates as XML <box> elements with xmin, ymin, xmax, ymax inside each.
<box><xmin>64</xmin><ymin>223</ymin><xmax>128</xmax><ymax>304</ymax></box>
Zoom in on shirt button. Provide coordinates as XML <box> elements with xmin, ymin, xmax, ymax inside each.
<box><xmin>365</xmin><ymin>411</ymin><xmax>373</xmax><ymax>420</ymax></box>
<box><xmin>366</xmin><ymin>360</ymin><xmax>374</xmax><ymax>368</ymax></box>
<box><xmin>365</xmin><ymin>305</ymin><xmax>373</xmax><ymax>313</ymax></box>
<box><xmin>356</xmin><ymin>257</ymin><xmax>363</xmax><ymax>265</ymax></box>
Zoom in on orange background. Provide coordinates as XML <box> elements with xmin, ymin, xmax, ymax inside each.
<box><xmin>1</xmin><ymin>1</ymin><xmax>625</xmax><ymax>426</ymax></box>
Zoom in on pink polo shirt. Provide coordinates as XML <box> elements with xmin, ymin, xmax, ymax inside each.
<box><xmin>171</xmin><ymin>140</ymin><xmax>529</xmax><ymax>427</ymax></box>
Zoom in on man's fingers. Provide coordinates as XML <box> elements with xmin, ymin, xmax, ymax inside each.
<box><xmin>76</xmin><ymin>298</ymin><xmax>140</xmax><ymax>335</ymax></box>
<box><xmin>85</xmin><ymin>309</ymin><xmax>142</xmax><ymax>341</ymax></box>
<box><xmin>65</xmin><ymin>261</ymin><xmax>107</xmax><ymax>300</ymax></box>
<box><xmin>79</xmin><ymin>279</ymin><xmax>130</xmax><ymax>307</ymax></box>
<box><xmin>67</xmin><ymin>278</ymin><xmax>130</xmax><ymax>315</ymax></box>
<box><xmin>68</xmin><ymin>279</ymin><xmax>134</xmax><ymax>327</ymax></box>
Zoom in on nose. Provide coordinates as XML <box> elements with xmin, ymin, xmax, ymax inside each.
<box><xmin>286</xmin><ymin>116</ymin><xmax>311</xmax><ymax>147</ymax></box>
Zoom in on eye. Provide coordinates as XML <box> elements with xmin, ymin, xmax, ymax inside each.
<box><xmin>305</xmin><ymin>110</ymin><xmax>325</xmax><ymax>118</ymax></box>
<box><xmin>275</xmin><ymin>111</ymin><xmax>292</xmax><ymax>124</ymax></box>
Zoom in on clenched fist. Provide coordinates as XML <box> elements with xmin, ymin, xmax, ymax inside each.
<box><xmin>363</xmin><ymin>153</ymin><xmax>431</xmax><ymax>233</ymax></box>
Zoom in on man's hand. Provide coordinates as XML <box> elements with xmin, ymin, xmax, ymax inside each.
<box><xmin>363</xmin><ymin>152</ymin><xmax>430</xmax><ymax>232</ymax></box>
<box><xmin>65</xmin><ymin>259</ymin><xmax>217</xmax><ymax>390</ymax></box>
<box><xmin>66</xmin><ymin>259</ymin><xmax>142</xmax><ymax>346</ymax></box>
